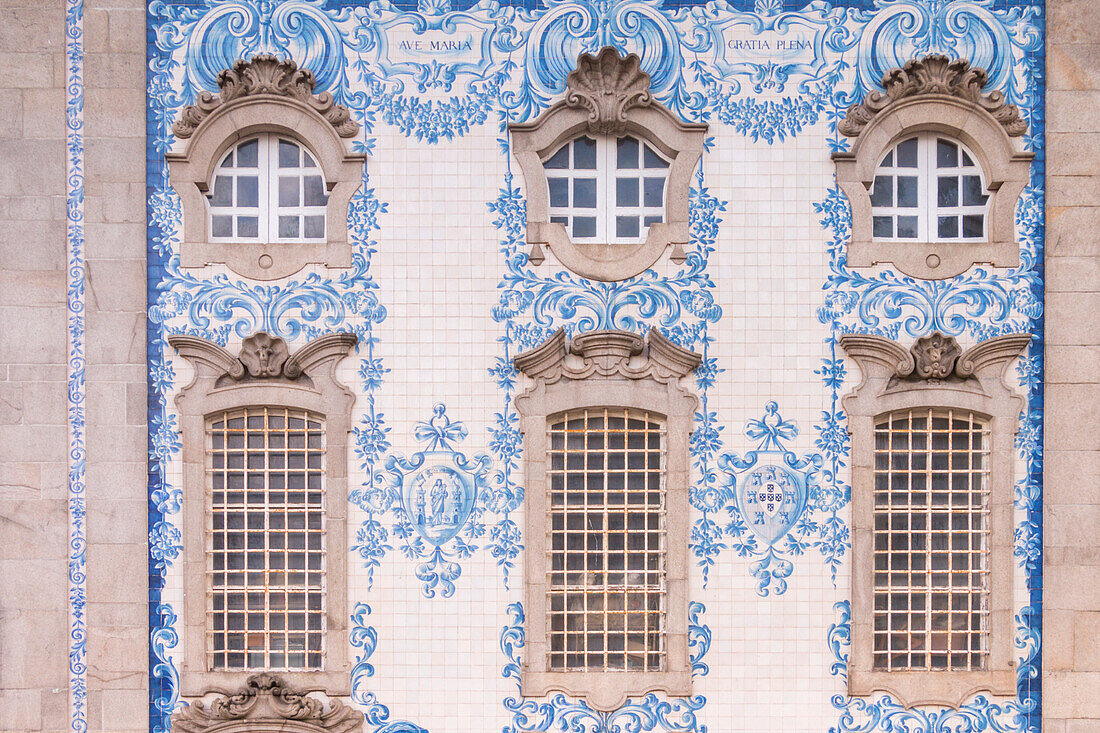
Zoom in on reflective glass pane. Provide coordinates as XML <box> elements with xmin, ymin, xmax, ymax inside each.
<box><xmin>279</xmin><ymin>140</ymin><xmax>299</xmax><ymax>168</ymax></box>
<box><xmin>574</xmin><ymin>137</ymin><xmax>597</xmax><ymax>169</ymax></box>
<box><xmin>303</xmin><ymin>216</ymin><xmax>324</xmax><ymax>239</ymax></box>
<box><xmin>237</xmin><ymin>176</ymin><xmax>258</xmax><ymax>208</ymax></box>
<box><xmin>962</xmin><ymin>215</ymin><xmax>983</xmax><ymax>238</ymax></box>
<box><xmin>212</xmin><ymin>215</ymin><xmax>233</xmax><ymax>237</ymax></box>
<box><xmin>303</xmin><ymin>151</ymin><xmax>316</xmax><ymax>168</ymax></box>
<box><xmin>880</xmin><ymin>150</ymin><xmax>893</xmax><ymax>167</ymax></box>
<box><xmin>616</xmin><ymin>216</ymin><xmax>639</xmax><ymax>239</ymax></box>
<box><xmin>573</xmin><ymin>216</ymin><xmax>596</xmax><ymax>238</ymax></box>
<box><xmin>220</xmin><ymin>149</ymin><xmax>234</xmax><ymax>168</ymax></box>
<box><xmin>937</xmin><ymin>139</ymin><xmax>958</xmax><ymax>168</ymax></box>
<box><xmin>895</xmin><ymin>138</ymin><xmax>918</xmax><ymax>167</ymax></box>
<box><xmin>210</xmin><ymin>176</ymin><xmax>232</xmax><ymax>207</ymax></box>
<box><xmin>279</xmin><ymin>177</ymin><xmax>299</xmax><ymax>207</ymax></box>
<box><xmin>237</xmin><ymin>216</ymin><xmax>258</xmax><ymax>238</ymax></box>
<box><xmin>573</xmin><ymin>178</ymin><xmax>597</xmax><ymax>208</ymax></box>
<box><xmin>643</xmin><ymin>144</ymin><xmax>668</xmax><ymax>169</ymax></box>
<box><xmin>962</xmin><ymin>150</ymin><xmax>974</xmax><ymax>166</ymax></box>
<box><xmin>545</xmin><ymin>145</ymin><xmax>569</xmax><ymax>169</ymax></box>
<box><xmin>937</xmin><ymin>176</ymin><xmax>959</xmax><ymax>207</ymax></box>
<box><xmin>617</xmin><ymin>137</ymin><xmax>639</xmax><ymax>169</ymax></box>
<box><xmin>616</xmin><ymin>178</ymin><xmax>639</xmax><ymax>207</ymax></box>
<box><xmin>896</xmin><ymin>176</ymin><xmax>918</xmax><ymax>208</ymax></box>
<box><xmin>549</xmin><ymin>177</ymin><xmax>569</xmax><ymax>207</ymax></box>
<box><xmin>896</xmin><ymin>216</ymin><xmax>919</xmax><ymax>238</ymax></box>
<box><xmin>279</xmin><ymin>216</ymin><xmax>300</xmax><ymax>238</ymax></box>
<box><xmin>938</xmin><ymin>216</ymin><xmax>959</xmax><ymax>239</ymax></box>
<box><xmin>873</xmin><ymin>216</ymin><xmax>893</xmax><ymax>238</ymax></box>
<box><xmin>643</xmin><ymin>215</ymin><xmax>662</xmax><ymax>227</ymax></box>
<box><xmin>304</xmin><ymin>176</ymin><xmax>326</xmax><ymax>206</ymax></box>
<box><xmin>643</xmin><ymin>177</ymin><xmax>664</xmax><ymax>207</ymax></box>
<box><xmin>962</xmin><ymin>176</ymin><xmax>987</xmax><ymax>206</ymax></box>
<box><xmin>236</xmin><ymin>139</ymin><xmax>258</xmax><ymax>168</ymax></box>
<box><xmin>869</xmin><ymin>176</ymin><xmax>892</xmax><ymax>207</ymax></box>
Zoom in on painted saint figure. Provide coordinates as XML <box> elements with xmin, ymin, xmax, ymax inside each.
<box><xmin>430</xmin><ymin>477</ymin><xmax>448</xmax><ymax>525</ymax></box>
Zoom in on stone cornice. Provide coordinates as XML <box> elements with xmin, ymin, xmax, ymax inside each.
<box><xmin>171</xmin><ymin>674</ymin><xmax>362</xmax><ymax>733</ymax></box>
<box><xmin>838</xmin><ymin>331</ymin><xmax>1030</xmax><ymax>384</ymax></box>
<box><xmin>169</xmin><ymin>331</ymin><xmax>358</xmax><ymax>384</ymax></box>
<box><xmin>172</xmin><ymin>54</ymin><xmax>359</xmax><ymax>140</ymax></box>
<box><xmin>839</xmin><ymin>54</ymin><xmax>1027</xmax><ymax>138</ymax></box>
<box><xmin>514</xmin><ymin>328</ymin><xmax>701</xmax><ymax>386</ymax></box>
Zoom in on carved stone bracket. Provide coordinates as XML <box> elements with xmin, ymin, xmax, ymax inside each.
<box><xmin>839</xmin><ymin>54</ymin><xmax>1027</xmax><ymax>138</ymax></box>
<box><xmin>173</xmin><ymin>55</ymin><xmax>358</xmax><ymax>139</ymax></box>
<box><xmin>564</xmin><ymin>47</ymin><xmax>654</xmax><ymax>136</ymax></box>
<box><xmin>839</xmin><ymin>331</ymin><xmax>1031</xmax><ymax>388</ymax></box>
<box><xmin>169</xmin><ymin>331</ymin><xmax>357</xmax><ymax>386</ymax></box>
<box><xmin>172</xmin><ymin>674</ymin><xmax>362</xmax><ymax>733</ymax></box>
<box><xmin>514</xmin><ymin>327</ymin><xmax>701</xmax><ymax>386</ymax></box>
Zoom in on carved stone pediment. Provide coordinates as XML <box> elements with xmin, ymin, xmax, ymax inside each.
<box><xmin>839</xmin><ymin>54</ymin><xmax>1027</xmax><ymax>138</ymax></box>
<box><xmin>172</xmin><ymin>54</ymin><xmax>359</xmax><ymax>139</ymax></box>
<box><xmin>172</xmin><ymin>674</ymin><xmax>362</xmax><ymax>733</ymax></box>
<box><xmin>514</xmin><ymin>327</ymin><xmax>701</xmax><ymax>386</ymax></box>
<box><xmin>564</xmin><ymin>47</ymin><xmax>654</xmax><ymax>136</ymax></box>
<box><xmin>169</xmin><ymin>331</ymin><xmax>357</xmax><ymax>387</ymax></box>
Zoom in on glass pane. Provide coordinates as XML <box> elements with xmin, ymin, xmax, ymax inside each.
<box><xmin>304</xmin><ymin>176</ymin><xmax>326</xmax><ymax>206</ymax></box>
<box><xmin>937</xmin><ymin>176</ymin><xmax>959</xmax><ymax>207</ymax></box>
<box><xmin>212</xmin><ymin>215</ymin><xmax>233</xmax><ymax>237</ymax></box>
<box><xmin>573</xmin><ymin>216</ymin><xmax>596</xmax><ymax>238</ymax></box>
<box><xmin>643</xmin><ymin>177</ymin><xmax>664</xmax><ymax>207</ymax></box>
<box><xmin>574</xmin><ymin>137</ymin><xmax>597</xmax><ymax>169</ymax></box>
<box><xmin>896</xmin><ymin>216</ymin><xmax>918</xmax><ymax>238</ymax></box>
<box><xmin>643</xmin><ymin>215</ymin><xmax>662</xmax><ymax>227</ymax></box>
<box><xmin>962</xmin><ymin>176</ymin><xmax>987</xmax><ymax>206</ymax></box>
<box><xmin>617</xmin><ymin>137</ymin><xmax>639</xmax><ymax>169</ymax></box>
<box><xmin>895</xmin><ymin>138</ymin><xmax>918</xmax><ymax>167</ymax></box>
<box><xmin>549</xmin><ymin>177</ymin><xmax>569</xmax><ymax>208</ymax></box>
<box><xmin>880</xmin><ymin>150</ymin><xmax>893</xmax><ymax>167</ymax></box>
<box><xmin>962</xmin><ymin>150</ymin><xmax>974</xmax><ymax>166</ymax></box>
<box><xmin>872</xmin><ymin>216</ymin><xmax>893</xmax><ymax>238</ymax></box>
<box><xmin>220</xmin><ymin>149</ymin><xmax>234</xmax><ymax>168</ymax></box>
<box><xmin>303</xmin><ymin>151</ymin><xmax>316</xmax><ymax>168</ymax></box>
<box><xmin>279</xmin><ymin>216</ymin><xmax>300</xmax><ymax>238</ymax></box>
<box><xmin>237</xmin><ymin>176</ymin><xmax>258</xmax><ymax>208</ymax></box>
<box><xmin>236</xmin><ymin>139</ymin><xmax>258</xmax><ymax>168</ymax></box>
<box><xmin>962</xmin><ymin>215</ymin><xmax>984</xmax><ymax>238</ymax></box>
<box><xmin>304</xmin><ymin>215</ymin><xmax>324</xmax><ymax>239</ymax></box>
<box><xmin>237</xmin><ymin>216</ymin><xmax>258</xmax><ymax>238</ymax></box>
<box><xmin>869</xmin><ymin>176</ymin><xmax>892</xmax><ymax>207</ymax></box>
<box><xmin>545</xmin><ymin>145</ymin><xmax>569</xmax><ymax>169</ymax></box>
<box><xmin>938</xmin><ymin>216</ymin><xmax>959</xmax><ymax>239</ymax></box>
<box><xmin>616</xmin><ymin>178</ymin><xmax>639</xmax><ymax>207</ymax></box>
<box><xmin>937</xmin><ymin>139</ymin><xmax>958</xmax><ymax>168</ymax></box>
<box><xmin>573</xmin><ymin>178</ymin><xmax>596</xmax><ymax>208</ymax></box>
<box><xmin>896</xmin><ymin>176</ymin><xmax>918</xmax><ymax>208</ymax></box>
<box><xmin>210</xmin><ymin>176</ymin><xmax>232</xmax><ymax>207</ymax></box>
<box><xmin>616</xmin><ymin>216</ymin><xmax>640</xmax><ymax>239</ymax></box>
<box><xmin>279</xmin><ymin>140</ymin><xmax>300</xmax><ymax>168</ymax></box>
<box><xmin>279</xmin><ymin>177</ymin><xmax>299</xmax><ymax>207</ymax></box>
<box><xmin>643</xmin><ymin>144</ymin><xmax>668</xmax><ymax>169</ymax></box>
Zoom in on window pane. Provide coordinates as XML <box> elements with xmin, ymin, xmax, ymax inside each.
<box><xmin>643</xmin><ymin>215</ymin><xmax>662</xmax><ymax>227</ymax></box>
<box><xmin>962</xmin><ymin>215</ymin><xmax>984</xmax><ymax>238</ymax></box>
<box><xmin>237</xmin><ymin>176</ymin><xmax>258</xmax><ymax>208</ymax></box>
<box><xmin>937</xmin><ymin>176</ymin><xmax>959</xmax><ymax>207</ymax></box>
<box><xmin>303</xmin><ymin>216</ymin><xmax>324</xmax><ymax>239</ymax></box>
<box><xmin>962</xmin><ymin>176</ymin><xmax>987</xmax><ymax>206</ymax></box>
<box><xmin>279</xmin><ymin>216</ymin><xmax>300</xmax><ymax>238</ymax></box>
<box><xmin>279</xmin><ymin>177</ymin><xmax>299</xmax><ymax>207</ymax></box>
<box><xmin>545</xmin><ymin>145</ymin><xmax>569</xmax><ymax>169</ymax></box>
<box><xmin>210</xmin><ymin>176</ymin><xmax>232</xmax><ymax>207</ymax></box>
<box><xmin>573</xmin><ymin>178</ymin><xmax>596</xmax><ymax>209</ymax></box>
<box><xmin>574</xmin><ymin>137</ymin><xmax>597</xmax><ymax>169</ymax></box>
<box><xmin>279</xmin><ymin>140</ymin><xmax>300</xmax><ymax>168</ymax></box>
<box><xmin>212</xmin><ymin>215</ymin><xmax>233</xmax><ymax>237</ymax></box>
<box><xmin>573</xmin><ymin>216</ymin><xmax>596</xmax><ymax>238</ymax></box>
<box><xmin>642</xmin><ymin>144</ymin><xmax>668</xmax><ymax>169</ymax></box>
<box><xmin>895</xmin><ymin>138</ymin><xmax>918</xmax><ymax>167</ymax></box>
<box><xmin>237</xmin><ymin>216</ymin><xmax>258</xmax><ymax>238</ymax></box>
<box><xmin>938</xmin><ymin>216</ymin><xmax>959</xmax><ymax>239</ymax></box>
<box><xmin>869</xmin><ymin>176</ymin><xmax>892</xmax><ymax>207</ymax></box>
<box><xmin>304</xmin><ymin>176</ymin><xmax>327</xmax><ymax>207</ymax></box>
<box><xmin>896</xmin><ymin>176</ymin><xmax>918</xmax><ymax>208</ymax></box>
<box><xmin>617</xmin><ymin>137</ymin><xmax>639</xmax><ymax>169</ymax></box>
<box><xmin>643</xmin><ymin>177</ymin><xmax>664</xmax><ymax>208</ymax></box>
<box><xmin>616</xmin><ymin>216</ymin><xmax>640</xmax><ymax>239</ymax></box>
<box><xmin>616</xmin><ymin>178</ymin><xmax>639</xmax><ymax>207</ymax></box>
<box><xmin>236</xmin><ymin>139</ymin><xmax>258</xmax><ymax>168</ymax></box>
<box><xmin>873</xmin><ymin>216</ymin><xmax>893</xmax><ymax>238</ymax></box>
<box><xmin>896</xmin><ymin>216</ymin><xmax>918</xmax><ymax>239</ymax></box>
<box><xmin>549</xmin><ymin>177</ymin><xmax>569</xmax><ymax>208</ymax></box>
<box><xmin>937</xmin><ymin>139</ymin><xmax>958</xmax><ymax>168</ymax></box>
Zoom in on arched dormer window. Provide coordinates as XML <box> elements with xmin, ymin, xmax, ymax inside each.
<box><xmin>510</xmin><ymin>48</ymin><xmax>707</xmax><ymax>282</ymax></box>
<box><xmin>167</xmin><ymin>55</ymin><xmax>365</xmax><ymax>280</ymax></box>
<box><xmin>833</xmin><ymin>55</ymin><xmax>1034</xmax><ymax>279</ymax></box>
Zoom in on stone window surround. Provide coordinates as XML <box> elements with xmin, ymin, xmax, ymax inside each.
<box><xmin>509</xmin><ymin>47</ymin><xmax>708</xmax><ymax>282</ymax></box>
<box><xmin>169</xmin><ymin>331</ymin><xmax>358</xmax><ymax>698</ymax></box>
<box><xmin>833</xmin><ymin>55</ymin><xmax>1034</xmax><ymax>280</ymax></box>
<box><xmin>167</xmin><ymin>55</ymin><xmax>366</xmax><ymax>281</ymax></box>
<box><xmin>838</xmin><ymin>330</ymin><xmax>1031</xmax><ymax>707</ymax></box>
<box><xmin>513</xmin><ymin>327</ymin><xmax>701</xmax><ymax>711</ymax></box>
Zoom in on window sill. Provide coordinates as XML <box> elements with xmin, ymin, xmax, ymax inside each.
<box><xmin>848</xmin><ymin>668</ymin><xmax>1017</xmax><ymax>708</ymax></box>
<box><xmin>522</xmin><ymin>669</ymin><xmax>693</xmax><ymax>712</ymax></box>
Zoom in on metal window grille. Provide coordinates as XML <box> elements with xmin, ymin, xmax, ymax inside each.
<box><xmin>872</xmin><ymin>408</ymin><xmax>991</xmax><ymax>672</ymax></box>
<box><xmin>207</xmin><ymin>407</ymin><xmax>326</xmax><ymax>671</ymax></box>
<box><xmin>546</xmin><ymin>408</ymin><xmax>667</xmax><ymax>672</ymax></box>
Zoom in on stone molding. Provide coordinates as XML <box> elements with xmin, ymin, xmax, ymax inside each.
<box><xmin>832</xmin><ymin>55</ymin><xmax>1034</xmax><ymax>279</ymax></box>
<box><xmin>838</xmin><ymin>331</ymin><xmax>1030</xmax><ymax>707</ymax></box>
<box><xmin>172</xmin><ymin>674</ymin><xmax>362</xmax><ymax>733</ymax></box>
<box><xmin>166</xmin><ymin>55</ymin><xmax>366</xmax><ymax>280</ymax></box>
<box><xmin>509</xmin><ymin>47</ymin><xmax>707</xmax><ymax>281</ymax></box>
<box><xmin>513</xmin><ymin>328</ymin><xmax>700</xmax><ymax>710</ymax></box>
<box><xmin>172</xmin><ymin>55</ymin><xmax>359</xmax><ymax>140</ymax></box>
<box><xmin>169</xmin><ymin>332</ymin><xmax>358</xmax><ymax>697</ymax></box>
<box><xmin>838</xmin><ymin>55</ymin><xmax>1027</xmax><ymax>138</ymax></box>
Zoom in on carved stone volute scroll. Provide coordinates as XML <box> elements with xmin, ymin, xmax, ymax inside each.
<box><xmin>169</xmin><ymin>331</ymin><xmax>358</xmax><ymax>390</ymax></box>
<box><xmin>564</xmin><ymin>47</ymin><xmax>654</xmax><ymax>136</ymax></box>
<box><xmin>839</xmin><ymin>54</ymin><xmax>1027</xmax><ymax>138</ymax></box>
<box><xmin>171</xmin><ymin>674</ymin><xmax>362</xmax><ymax>733</ymax></box>
<box><xmin>172</xmin><ymin>54</ymin><xmax>359</xmax><ymax>139</ymax></box>
<box><xmin>514</xmin><ymin>327</ymin><xmax>701</xmax><ymax>387</ymax></box>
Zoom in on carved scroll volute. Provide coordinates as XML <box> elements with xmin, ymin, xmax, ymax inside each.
<box><xmin>564</xmin><ymin>47</ymin><xmax>654</xmax><ymax>136</ymax></box>
<box><xmin>840</xmin><ymin>331</ymin><xmax>1031</xmax><ymax>388</ymax></box>
<box><xmin>169</xmin><ymin>332</ymin><xmax>358</xmax><ymax>391</ymax></box>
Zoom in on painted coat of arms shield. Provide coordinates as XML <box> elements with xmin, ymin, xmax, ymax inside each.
<box><xmin>401</xmin><ymin>460</ymin><xmax>476</xmax><ymax>546</ymax></box>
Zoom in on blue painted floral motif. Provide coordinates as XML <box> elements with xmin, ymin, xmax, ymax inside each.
<box><xmin>500</xmin><ymin>602</ymin><xmax>712</xmax><ymax>732</ymax></box>
<box><xmin>715</xmin><ymin>402</ymin><xmax>825</xmax><ymax>595</ymax></box>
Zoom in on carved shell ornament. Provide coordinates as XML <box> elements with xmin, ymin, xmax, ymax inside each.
<box><xmin>172</xmin><ymin>54</ymin><xmax>359</xmax><ymax>139</ymax></box>
<box><xmin>905</xmin><ymin>331</ymin><xmax>962</xmax><ymax>379</ymax></box>
<box><xmin>839</xmin><ymin>54</ymin><xmax>1027</xmax><ymax>137</ymax></box>
<box><xmin>238</xmin><ymin>331</ymin><xmax>290</xmax><ymax>378</ymax></box>
<box><xmin>564</xmin><ymin>47</ymin><xmax>654</xmax><ymax>136</ymax></box>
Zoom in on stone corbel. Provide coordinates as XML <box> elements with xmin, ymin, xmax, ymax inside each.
<box><xmin>172</xmin><ymin>674</ymin><xmax>362</xmax><ymax>733</ymax></box>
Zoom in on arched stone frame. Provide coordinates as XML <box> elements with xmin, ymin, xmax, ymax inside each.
<box><xmin>839</xmin><ymin>331</ymin><xmax>1031</xmax><ymax>707</ymax></box>
<box><xmin>513</xmin><ymin>328</ymin><xmax>701</xmax><ymax>710</ymax></box>
<box><xmin>509</xmin><ymin>48</ymin><xmax>708</xmax><ymax>282</ymax></box>
<box><xmin>169</xmin><ymin>331</ymin><xmax>358</xmax><ymax>698</ymax></box>
<box><xmin>167</xmin><ymin>55</ymin><xmax>366</xmax><ymax>281</ymax></box>
<box><xmin>832</xmin><ymin>55</ymin><xmax>1035</xmax><ymax>279</ymax></box>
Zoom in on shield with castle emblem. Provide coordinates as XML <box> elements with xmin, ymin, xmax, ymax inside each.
<box><xmin>400</xmin><ymin>460</ymin><xmax>475</xmax><ymax>547</ymax></box>
<box><xmin>736</xmin><ymin>464</ymin><xmax>806</xmax><ymax>546</ymax></box>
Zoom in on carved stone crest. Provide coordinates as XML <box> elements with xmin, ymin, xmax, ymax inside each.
<box><xmin>904</xmin><ymin>331</ymin><xmax>962</xmax><ymax>379</ymax></box>
<box><xmin>514</xmin><ymin>327</ymin><xmax>700</xmax><ymax>385</ymax></box>
<box><xmin>172</xmin><ymin>674</ymin><xmax>362</xmax><ymax>733</ymax></box>
<box><xmin>839</xmin><ymin>331</ymin><xmax>1031</xmax><ymax>386</ymax></box>
<box><xmin>172</xmin><ymin>54</ymin><xmax>359</xmax><ymax>139</ymax></box>
<box><xmin>239</xmin><ymin>332</ymin><xmax>290</xmax><ymax>378</ymax></box>
<box><xmin>839</xmin><ymin>54</ymin><xmax>1027</xmax><ymax>138</ymax></box>
<box><xmin>168</xmin><ymin>331</ymin><xmax>358</xmax><ymax>385</ymax></box>
<box><xmin>564</xmin><ymin>47</ymin><xmax>654</xmax><ymax>136</ymax></box>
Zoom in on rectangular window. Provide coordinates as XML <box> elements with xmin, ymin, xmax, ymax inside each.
<box><xmin>207</xmin><ymin>407</ymin><xmax>326</xmax><ymax>671</ymax></box>
<box><xmin>872</xmin><ymin>408</ymin><xmax>990</xmax><ymax>672</ymax></box>
<box><xmin>546</xmin><ymin>408</ymin><xmax>666</xmax><ymax>673</ymax></box>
